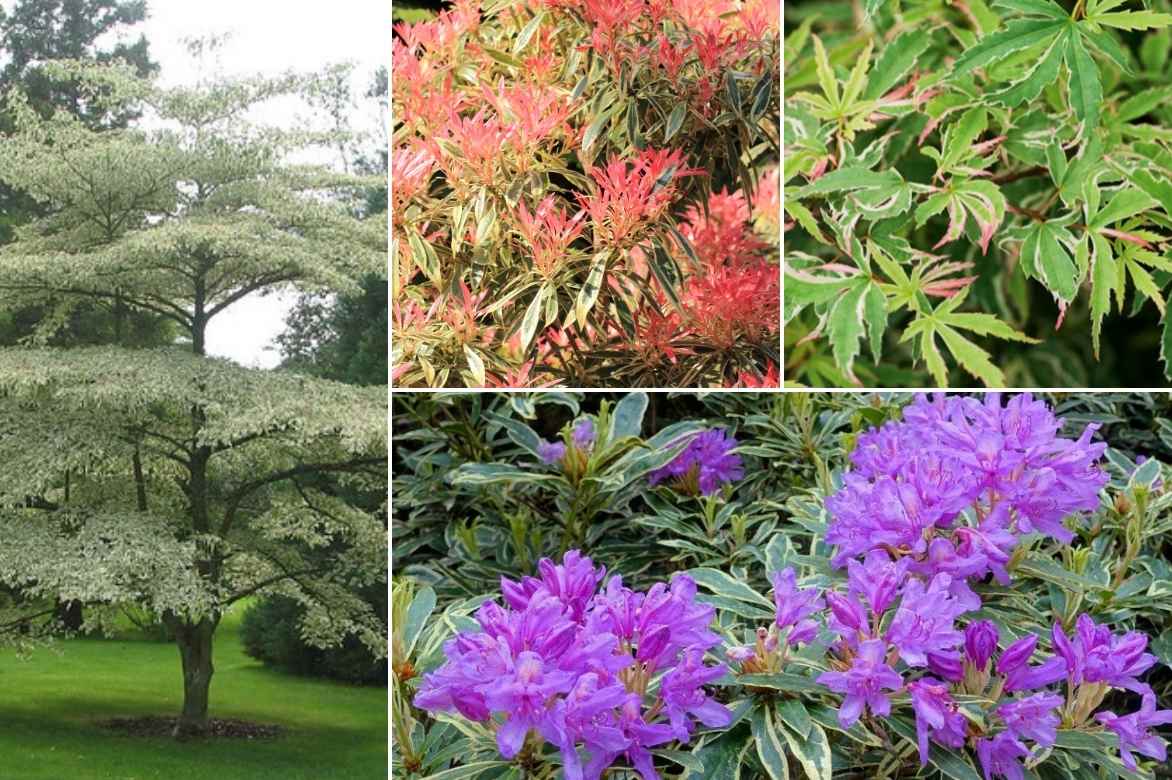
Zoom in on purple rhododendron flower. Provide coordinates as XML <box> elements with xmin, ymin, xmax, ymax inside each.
<box><xmin>769</xmin><ymin>567</ymin><xmax>824</xmax><ymax>646</ymax></box>
<box><xmin>545</xmin><ymin>674</ymin><xmax>629</xmax><ymax>780</ymax></box>
<box><xmin>1096</xmin><ymin>691</ymin><xmax>1172</xmax><ymax>771</ymax></box>
<box><xmin>952</xmin><ymin>514</ymin><xmax>1018</xmax><ymax>586</ymax></box>
<box><xmin>995</xmin><ymin>634</ymin><xmax>1066</xmax><ymax>693</ymax></box>
<box><xmin>825</xmin><ymin>475</ymin><xmax>943</xmax><ymax>566</ymax></box>
<box><xmin>997</xmin><ymin>692</ymin><xmax>1063</xmax><ymax>748</ymax></box>
<box><xmin>925</xmin><ymin>650</ymin><xmax>964</xmax><ymax>683</ymax></box>
<box><xmin>648</xmin><ymin>428</ymin><xmax>743</xmax><ymax>495</ymax></box>
<box><xmin>826</xmin><ymin>591</ymin><xmax>868</xmax><ymax>643</ymax></box>
<box><xmin>908</xmin><ymin>677</ymin><xmax>967</xmax><ymax>765</ymax></box>
<box><xmin>885</xmin><ymin>574</ymin><xmax>966</xmax><ymax>667</ymax></box>
<box><xmin>487</xmin><ymin>650</ymin><xmax>580</xmax><ymax>757</ymax></box>
<box><xmin>584</xmin><ymin>695</ymin><xmax>675</xmax><ymax>780</ymax></box>
<box><xmin>847</xmin><ymin>550</ymin><xmax>908</xmax><ymax>615</ymax></box>
<box><xmin>414</xmin><ymin>593</ymin><xmax>619</xmax><ymax>729</ymax></box>
<box><xmin>964</xmin><ymin>620</ymin><xmax>1000</xmax><ymax>671</ymax></box>
<box><xmin>976</xmin><ymin>731</ymin><xmax>1030</xmax><ymax>780</ymax></box>
<box><xmin>1052</xmin><ymin>614</ymin><xmax>1157</xmax><ymax>693</ymax></box>
<box><xmin>415</xmin><ymin>551</ymin><xmax>729</xmax><ymax>779</ymax></box>
<box><xmin>660</xmin><ymin>647</ymin><xmax>733</xmax><ymax>740</ymax></box>
<box><xmin>912</xmin><ymin>538</ymin><xmax>985</xmax><ymax>610</ymax></box>
<box><xmin>538</xmin><ymin>438</ymin><xmax>566</xmax><ymax>464</ymax></box>
<box><xmin>501</xmin><ymin>549</ymin><xmax>606</xmax><ymax>622</ymax></box>
<box><xmin>588</xmin><ymin>573</ymin><xmax>721</xmax><ymax>672</ymax></box>
<box><xmin>817</xmin><ymin>639</ymin><xmax>903</xmax><ymax>727</ymax></box>
<box><xmin>573</xmin><ymin>418</ymin><xmax>596</xmax><ymax>451</ymax></box>
<box><xmin>995</xmin><ymin>635</ymin><xmax>1037</xmax><ymax>677</ymax></box>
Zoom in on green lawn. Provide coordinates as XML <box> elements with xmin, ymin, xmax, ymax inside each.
<box><xmin>0</xmin><ymin>608</ymin><xmax>387</xmax><ymax>779</ymax></box>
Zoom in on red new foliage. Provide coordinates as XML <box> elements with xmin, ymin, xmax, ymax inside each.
<box><xmin>391</xmin><ymin>0</ymin><xmax>780</xmax><ymax>387</ymax></box>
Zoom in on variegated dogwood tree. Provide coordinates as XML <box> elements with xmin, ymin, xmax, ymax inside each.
<box><xmin>0</xmin><ymin>60</ymin><xmax>388</xmax><ymax>738</ymax></box>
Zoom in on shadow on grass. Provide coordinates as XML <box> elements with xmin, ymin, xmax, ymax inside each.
<box><xmin>0</xmin><ymin>633</ymin><xmax>387</xmax><ymax>780</ymax></box>
<box><xmin>0</xmin><ymin>697</ymin><xmax>383</xmax><ymax>779</ymax></box>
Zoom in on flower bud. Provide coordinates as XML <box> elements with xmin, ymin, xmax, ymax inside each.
<box><xmin>826</xmin><ymin>591</ymin><xmax>866</xmax><ymax>632</ymax></box>
<box><xmin>996</xmin><ymin>634</ymin><xmax>1037</xmax><ymax>675</ymax></box>
<box><xmin>964</xmin><ymin>620</ymin><xmax>999</xmax><ymax>670</ymax></box>
<box><xmin>572</xmin><ymin>418</ymin><xmax>596</xmax><ymax>451</ymax></box>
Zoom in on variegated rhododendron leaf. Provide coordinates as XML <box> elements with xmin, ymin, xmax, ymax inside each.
<box><xmin>784</xmin><ymin>0</ymin><xmax>1172</xmax><ymax>387</ymax></box>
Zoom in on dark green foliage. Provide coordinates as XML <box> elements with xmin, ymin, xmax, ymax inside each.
<box><xmin>240</xmin><ymin>594</ymin><xmax>387</xmax><ymax>686</ymax></box>
<box><xmin>0</xmin><ymin>0</ymin><xmax>156</xmax><ymax>128</ymax></box>
<box><xmin>277</xmin><ymin>275</ymin><xmax>388</xmax><ymax>386</ymax></box>
<box><xmin>277</xmin><ymin>66</ymin><xmax>386</xmax><ymax>385</ymax></box>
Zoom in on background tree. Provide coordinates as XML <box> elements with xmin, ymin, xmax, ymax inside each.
<box><xmin>252</xmin><ymin>66</ymin><xmax>388</xmax><ymax>683</ymax></box>
<box><xmin>278</xmin><ymin>66</ymin><xmax>387</xmax><ymax>387</ymax></box>
<box><xmin>0</xmin><ymin>0</ymin><xmax>167</xmax><ymax>346</ymax></box>
<box><xmin>0</xmin><ymin>58</ymin><xmax>388</xmax><ymax>738</ymax></box>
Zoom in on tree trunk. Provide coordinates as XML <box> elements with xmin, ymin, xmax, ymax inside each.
<box><xmin>192</xmin><ymin>319</ymin><xmax>206</xmax><ymax>356</ymax></box>
<box><xmin>171</xmin><ymin>617</ymin><xmax>218</xmax><ymax>739</ymax></box>
<box><xmin>56</xmin><ymin>599</ymin><xmax>84</xmax><ymax>631</ymax></box>
<box><xmin>192</xmin><ymin>274</ymin><xmax>206</xmax><ymax>356</ymax></box>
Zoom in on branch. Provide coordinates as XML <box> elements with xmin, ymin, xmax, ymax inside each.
<box><xmin>0</xmin><ymin>283</ymin><xmax>193</xmax><ymax>327</ymax></box>
<box><xmin>205</xmin><ymin>271</ymin><xmax>299</xmax><ymax>318</ymax></box>
<box><xmin>224</xmin><ymin>565</ymin><xmax>329</xmax><ymax>606</ymax></box>
<box><xmin>219</xmin><ymin>456</ymin><xmax>384</xmax><ymax>536</ymax></box>
<box><xmin>991</xmin><ymin>165</ymin><xmax>1047</xmax><ymax>186</ymax></box>
<box><xmin>0</xmin><ymin>606</ymin><xmax>58</xmax><ymax>634</ymax></box>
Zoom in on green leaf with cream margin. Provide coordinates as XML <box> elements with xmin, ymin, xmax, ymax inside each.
<box><xmin>1018</xmin><ymin>215</ymin><xmax>1083</xmax><ymax>303</ymax></box>
<box><xmin>915</xmin><ymin>178</ymin><xmax>1007</xmax><ymax>254</ymax></box>
<box><xmin>1084</xmin><ymin>0</ymin><xmax>1172</xmax><ymax>32</ymax></box>
<box><xmin>783</xmin><ymin>267</ymin><xmax>887</xmax><ymax>383</ymax></box>
<box><xmin>796</xmin><ymin>36</ymin><xmax>879</xmax><ymax>143</ymax></box>
<box><xmin>954</xmin><ymin>1</ymin><xmax>1170</xmax><ymax>132</ymax></box>
<box><xmin>1084</xmin><ymin>185</ymin><xmax>1163</xmax><ymax>357</ymax></box>
<box><xmin>951</xmin><ymin>19</ymin><xmax>1068</xmax><ymax>78</ymax></box>
<box><xmin>902</xmin><ymin>289</ymin><xmax>1037</xmax><ymax>386</ymax></box>
<box><xmin>1065</xmin><ymin>30</ymin><xmax>1103</xmax><ymax>135</ymax></box>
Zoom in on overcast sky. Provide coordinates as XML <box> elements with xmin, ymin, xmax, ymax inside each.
<box><xmin>0</xmin><ymin>0</ymin><xmax>388</xmax><ymax>365</ymax></box>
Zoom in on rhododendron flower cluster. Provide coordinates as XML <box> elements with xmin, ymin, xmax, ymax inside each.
<box><xmin>734</xmin><ymin>556</ymin><xmax>1170</xmax><ymax>780</ymax></box>
<box><xmin>721</xmin><ymin>395</ymin><xmax>1169</xmax><ymax>779</ymax></box>
<box><xmin>826</xmin><ymin>393</ymin><xmax>1108</xmax><ymax>576</ymax></box>
<box><xmin>648</xmin><ymin>428</ymin><xmax>743</xmax><ymax>496</ymax></box>
<box><xmin>391</xmin><ymin>0</ymin><xmax>780</xmax><ymax>387</ymax></box>
<box><xmin>414</xmin><ymin>551</ymin><xmax>731</xmax><ymax>779</ymax></box>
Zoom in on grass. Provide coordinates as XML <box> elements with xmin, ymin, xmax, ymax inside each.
<box><xmin>0</xmin><ymin>606</ymin><xmax>387</xmax><ymax>779</ymax></box>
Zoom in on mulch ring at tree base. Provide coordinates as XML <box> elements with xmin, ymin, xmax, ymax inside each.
<box><xmin>98</xmin><ymin>716</ymin><xmax>284</xmax><ymax>740</ymax></box>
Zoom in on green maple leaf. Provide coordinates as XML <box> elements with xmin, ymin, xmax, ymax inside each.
<box><xmin>902</xmin><ymin>289</ymin><xmax>1037</xmax><ymax>386</ymax></box>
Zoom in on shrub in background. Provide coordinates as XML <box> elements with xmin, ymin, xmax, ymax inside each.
<box><xmin>241</xmin><ymin>590</ymin><xmax>387</xmax><ymax>686</ymax></box>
